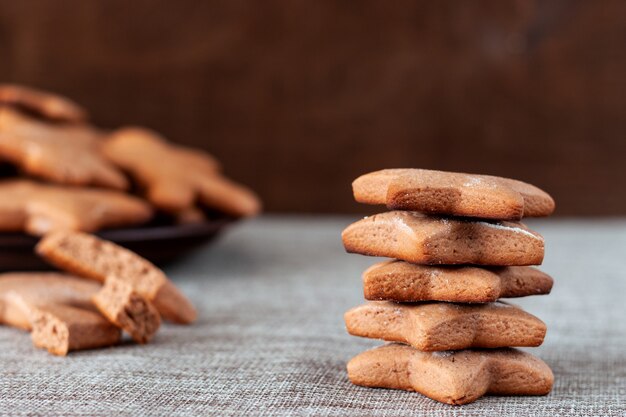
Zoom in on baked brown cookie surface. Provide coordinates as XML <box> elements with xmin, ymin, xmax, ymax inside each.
<box><xmin>102</xmin><ymin>127</ymin><xmax>261</xmax><ymax>217</ymax></box>
<box><xmin>0</xmin><ymin>272</ymin><xmax>120</xmax><ymax>356</ymax></box>
<box><xmin>0</xmin><ymin>272</ymin><xmax>100</xmax><ymax>330</ymax></box>
<box><xmin>348</xmin><ymin>343</ymin><xmax>553</xmax><ymax>405</ymax></box>
<box><xmin>0</xmin><ymin>108</ymin><xmax>127</xmax><ymax>189</ymax></box>
<box><xmin>36</xmin><ymin>231</ymin><xmax>196</xmax><ymax>324</ymax></box>
<box><xmin>0</xmin><ymin>84</ymin><xmax>87</xmax><ymax>123</ymax></box>
<box><xmin>0</xmin><ymin>179</ymin><xmax>152</xmax><ymax>236</ymax></box>
<box><xmin>345</xmin><ymin>301</ymin><xmax>546</xmax><ymax>350</ymax></box>
<box><xmin>93</xmin><ymin>275</ymin><xmax>161</xmax><ymax>344</ymax></box>
<box><xmin>363</xmin><ymin>261</ymin><xmax>553</xmax><ymax>303</ymax></box>
<box><xmin>29</xmin><ymin>303</ymin><xmax>121</xmax><ymax>356</ymax></box>
<box><xmin>353</xmin><ymin>169</ymin><xmax>555</xmax><ymax>219</ymax></box>
<box><xmin>342</xmin><ymin>211</ymin><xmax>544</xmax><ymax>266</ymax></box>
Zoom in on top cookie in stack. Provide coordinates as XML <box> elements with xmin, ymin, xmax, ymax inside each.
<box><xmin>351</xmin><ymin>168</ymin><xmax>554</xmax><ymax>220</ymax></box>
<box><xmin>0</xmin><ymin>84</ymin><xmax>261</xmax><ymax>237</ymax></box>
<box><xmin>341</xmin><ymin>169</ymin><xmax>555</xmax><ymax>405</ymax></box>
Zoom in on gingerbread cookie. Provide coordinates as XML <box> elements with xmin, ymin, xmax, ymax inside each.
<box><xmin>0</xmin><ymin>179</ymin><xmax>152</xmax><ymax>236</ymax></box>
<box><xmin>352</xmin><ymin>169</ymin><xmax>555</xmax><ymax>219</ymax></box>
<box><xmin>0</xmin><ymin>273</ymin><xmax>120</xmax><ymax>355</ymax></box>
<box><xmin>93</xmin><ymin>276</ymin><xmax>161</xmax><ymax>344</ymax></box>
<box><xmin>342</xmin><ymin>211</ymin><xmax>544</xmax><ymax>266</ymax></box>
<box><xmin>29</xmin><ymin>303</ymin><xmax>120</xmax><ymax>356</ymax></box>
<box><xmin>0</xmin><ymin>272</ymin><xmax>100</xmax><ymax>330</ymax></box>
<box><xmin>345</xmin><ymin>301</ymin><xmax>546</xmax><ymax>350</ymax></box>
<box><xmin>0</xmin><ymin>108</ymin><xmax>127</xmax><ymax>189</ymax></box>
<box><xmin>36</xmin><ymin>231</ymin><xmax>197</xmax><ymax>324</ymax></box>
<box><xmin>363</xmin><ymin>261</ymin><xmax>553</xmax><ymax>303</ymax></box>
<box><xmin>102</xmin><ymin>127</ymin><xmax>261</xmax><ymax>217</ymax></box>
<box><xmin>0</xmin><ymin>84</ymin><xmax>87</xmax><ymax>123</ymax></box>
<box><xmin>348</xmin><ymin>343</ymin><xmax>553</xmax><ymax>405</ymax></box>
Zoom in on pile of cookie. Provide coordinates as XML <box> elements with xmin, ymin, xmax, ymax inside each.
<box><xmin>0</xmin><ymin>84</ymin><xmax>259</xmax><ymax>355</ymax></box>
<box><xmin>0</xmin><ymin>84</ymin><xmax>260</xmax><ymax>237</ymax></box>
<box><xmin>341</xmin><ymin>169</ymin><xmax>555</xmax><ymax>405</ymax></box>
<box><xmin>0</xmin><ymin>230</ymin><xmax>195</xmax><ymax>355</ymax></box>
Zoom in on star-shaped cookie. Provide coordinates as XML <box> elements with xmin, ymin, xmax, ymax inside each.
<box><xmin>102</xmin><ymin>127</ymin><xmax>261</xmax><ymax>217</ymax></box>
<box><xmin>0</xmin><ymin>83</ymin><xmax>87</xmax><ymax>123</ymax></box>
<box><xmin>353</xmin><ymin>168</ymin><xmax>555</xmax><ymax>219</ymax></box>
<box><xmin>342</xmin><ymin>211</ymin><xmax>545</xmax><ymax>266</ymax></box>
<box><xmin>0</xmin><ymin>179</ymin><xmax>152</xmax><ymax>236</ymax></box>
<box><xmin>348</xmin><ymin>344</ymin><xmax>553</xmax><ymax>405</ymax></box>
<box><xmin>0</xmin><ymin>108</ymin><xmax>128</xmax><ymax>189</ymax></box>
<box><xmin>345</xmin><ymin>301</ymin><xmax>546</xmax><ymax>351</ymax></box>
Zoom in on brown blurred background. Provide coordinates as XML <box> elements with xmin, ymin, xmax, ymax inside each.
<box><xmin>0</xmin><ymin>1</ymin><xmax>624</xmax><ymax>215</ymax></box>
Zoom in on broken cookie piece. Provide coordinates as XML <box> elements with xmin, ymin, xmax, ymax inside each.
<box><xmin>0</xmin><ymin>272</ymin><xmax>100</xmax><ymax>330</ymax></box>
<box><xmin>0</xmin><ymin>272</ymin><xmax>120</xmax><ymax>355</ymax></box>
<box><xmin>93</xmin><ymin>275</ymin><xmax>161</xmax><ymax>344</ymax></box>
<box><xmin>29</xmin><ymin>303</ymin><xmax>121</xmax><ymax>356</ymax></box>
<box><xmin>36</xmin><ymin>231</ymin><xmax>197</xmax><ymax>324</ymax></box>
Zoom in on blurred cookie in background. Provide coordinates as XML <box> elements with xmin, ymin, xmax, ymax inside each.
<box><xmin>0</xmin><ymin>84</ymin><xmax>87</xmax><ymax>123</ymax></box>
<box><xmin>102</xmin><ymin>127</ymin><xmax>261</xmax><ymax>218</ymax></box>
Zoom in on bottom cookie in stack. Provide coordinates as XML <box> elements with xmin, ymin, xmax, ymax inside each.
<box><xmin>348</xmin><ymin>343</ymin><xmax>553</xmax><ymax>405</ymax></box>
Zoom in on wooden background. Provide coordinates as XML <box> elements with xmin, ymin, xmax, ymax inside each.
<box><xmin>0</xmin><ymin>1</ymin><xmax>624</xmax><ymax>215</ymax></box>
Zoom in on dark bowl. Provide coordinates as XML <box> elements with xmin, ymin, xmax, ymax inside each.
<box><xmin>0</xmin><ymin>217</ymin><xmax>234</xmax><ymax>272</ymax></box>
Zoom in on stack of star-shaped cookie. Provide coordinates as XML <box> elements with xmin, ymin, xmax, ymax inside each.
<box><xmin>341</xmin><ymin>169</ymin><xmax>555</xmax><ymax>405</ymax></box>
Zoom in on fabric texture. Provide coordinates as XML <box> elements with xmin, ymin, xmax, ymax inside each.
<box><xmin>0</xmin><ymin>216</ymin><xmax>624</xmax><ymax>416</ymax></box>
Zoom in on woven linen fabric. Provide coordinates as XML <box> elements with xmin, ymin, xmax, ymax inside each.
<box><xmin>0</xmin><ymin>216</ymin><xmax>624</xmax><ymax>416</ymax></box>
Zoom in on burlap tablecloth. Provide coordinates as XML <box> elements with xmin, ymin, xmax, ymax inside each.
<box><xmin>0</xmin><ymin>216</ymin><xmax>624</xmax><ymax>416</ymax></box>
